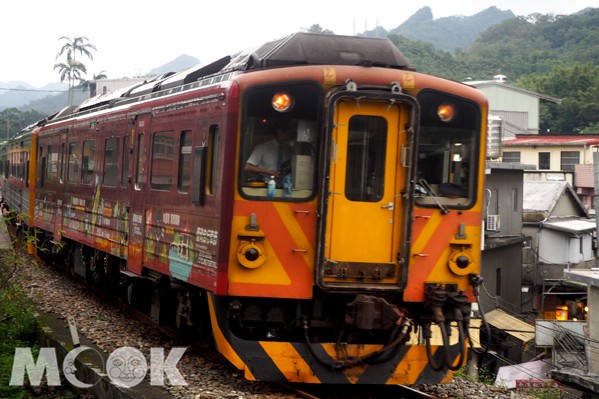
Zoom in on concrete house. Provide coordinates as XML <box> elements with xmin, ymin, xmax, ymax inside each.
<box><xmin>521</xmin><ymin>181</ymin><xmax>593</xmax><ymax>320</ymax></box>
<box><xmin>465</xmin><ymin>75</ymin><xmax>560</xmax><ymax>138</ymax></box>
<box><xmin>479</xmin><ymin>162</ymin><xmax>534</xmax><ymax>371</ymax></box>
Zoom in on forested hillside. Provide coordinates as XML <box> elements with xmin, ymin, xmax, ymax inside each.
<box><xmin>393</xmin><ymin>9</ymin><xmax>599</xmax><ymax>133</ymax></box>
<box><xmin>1</xmin><ymin>8</ymin><xmax>597</xmax><ymax>138</ymax></box>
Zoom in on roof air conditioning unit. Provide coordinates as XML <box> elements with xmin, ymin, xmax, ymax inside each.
<box><xmin>486</xmin><ymin>215</ymin><xmax>500</xmax><ymax>231</ymax></box>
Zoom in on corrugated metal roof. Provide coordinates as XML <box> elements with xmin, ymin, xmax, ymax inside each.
<box><xmin>464</xmin><ymin>80</ymin><xmax>561</xmax><ymax>103</ymax></box>
<box><xmin>523</xmin><ymin>181</ymin><xmax>568</xmax><ymax>212</ymax></box>
<box><xmin>542</xmin><ymin>219</ymin><xmax>596</xmax><ymax>234</ymax></box>
<box><xmin>504</xmin><ymin>135</ymin><xmax>599</xmax><ymax>146</ymax></box>
<box><xmin>485</xmin><ymin>309</ymin><xmax>535</xmax><ymax>342</ymax></box>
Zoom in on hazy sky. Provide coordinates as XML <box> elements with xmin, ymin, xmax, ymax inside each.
<box><xmin>2</xmin><ymin>0</ymin><xmax>597</xmax><ymax>87</ymax></box>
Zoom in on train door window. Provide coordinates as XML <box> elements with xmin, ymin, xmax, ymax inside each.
<box><xmin>67</xmin><ymin>142</ymin><xmax>80</xmax><ymax>183</ymax></box>
<box><xmin>207</xmin><ymin>125</ymin><xmax>219</xmax><ymax>195</ymax></box>
<box><xmin>82</xmin><ymin>140</ymin><xmax>96</xmax><ymax>185</ymax></box>
<box><xmin>177</xmin><ymin>130</ymin><xmax>192</xmax><ymax>193</ymax></box>
<box><xmin>345</xmin><ymin>116</ymin><xmax>387</xmax><ymax>202</ymax></box>
<box><xmin>150</xmin><ymin>132</ymin><xmax>175</xmax><ymax>191</ymax></box>
<box><xmin>103</xmin><ymin>137</ymin><xmax>119</xmax><ymax>187</ymax></box>
<box><xmin>46</xmin><ymin>145</ymin><xmax>59</xmax><ymax>183</ymax></box>
<box><xmin>121</xmin><ymin>136</ymin><xmax>130</xmax><ymax>187</ymax></box>
<box><xmin>135</xmin><ymin>133</ymin><xmax>146</xmax><ymax>190</ymax></box>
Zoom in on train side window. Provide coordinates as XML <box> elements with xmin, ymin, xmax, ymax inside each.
<box><xmin>37</xmin><ymin>146</ymin><xmax>43</xmax><ymax>186</ymax></box>
<box><xmin>121</xmin><ymin>136</ymin><xmax>131</xmax><ymax>187</ymax></box>
<box><xmin>103</xmin><ymin>137</ymin><xmax>119</xmax><ymax>187</ymax></box>
<box><xmin>46</xmin><ymin>145</ymin><xmax>59</xmax><ymax>183</ymax></box>
<box><xmin>207</xmin><ymin>125</ymin><xmax>219</xmax><ymax>195</ymax></box>
<box><xmin>67</xmin><ymin>142</ymin><xmax>80</xmax><ymax>183</ymax></box>
<box><xmin>150</xmin><ymin>132</ymin><xmax>174</xmax><ymax>191</ymax></box>
<box><xmin>82</xmin><ymin>140</ymin><xmax>96</xmax><ymax>185</ymax></box>
<box><xmin>191</xmin><ymin>146</ymin><xmax>206</xmax><ymax>205</ymax></box>
<box><xmin>59</xmin><ymin>143</ymin><xmax>65</xmax><ymax>184</ymax></box>
<box><xmin>135</xmin><ymin>133</ymin><xmax>146</xmax><ymax>190</ymax></box>
<box><xmin>177</xmin><ymin>130</ymin><xmax>192</xmax><ymax>193</ymax></box>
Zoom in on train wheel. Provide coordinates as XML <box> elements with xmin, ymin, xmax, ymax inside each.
<box><xmin>87</xmin><ymin>249</ymin><xmax>105</xmax><ymax>285</ymax></box>
<box><xmin>69</xmin><ymin>245</ymin><xmax>87</xmax><ymax>279</ymax></box>
<box><xmin>176</xmin><ymin>292</ymin><xmax>193</xmax><ymax>330</ymax></box>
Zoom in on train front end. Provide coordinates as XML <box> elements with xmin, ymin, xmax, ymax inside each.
<box><xmin>211</xmin><ymin>33</ymin><xmax>488</xmax><ymax>385</ymax></box>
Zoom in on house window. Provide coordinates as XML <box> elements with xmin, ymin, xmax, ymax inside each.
<box><xmin>502</xmin><ymin>151</ymin><xmax>520</xmax><ymax>163</ymax></box>
<box><xmin>539</xmin><ymin>152</ymin><xmax>550</xmax><ymax>170</ymax></box>
<box><xmin>560</xmin><ymin>151</ymin><xmax>579</xmax><ymax>172</ymax></box>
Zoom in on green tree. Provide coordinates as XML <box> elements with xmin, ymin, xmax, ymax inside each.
<box><xmin>0</xmin><ymin>109</ymin><xmax>47</xmax><ymax>140</ymax></box>
<box><xmin>518</xmin><ymin>63</ymin><xmax>599</xmax><ymax>134</ymax></box>
<box><xmin>54</xmin><ymin>36</ymin><xmax>97</xmax><ymax>106</ymax></box>
<box><xmin>305</xmin><ymin>24</ymin><xmax>334</xmax><ymax>35</ymax></box>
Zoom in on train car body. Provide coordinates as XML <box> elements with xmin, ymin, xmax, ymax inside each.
<box><xmin>3</xmin><ymin>33</ymin><xmax>488</xmax><ymax>385</ymax></box>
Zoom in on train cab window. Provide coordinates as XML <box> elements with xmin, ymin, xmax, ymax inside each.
<box><xmin>67</xmin><ymin>142</ymin><xmax>80</xmax><ymax>183</ymax></box>
<box><xmin>103</xmin><ymin>137</ymin><xmax>119</xmax><ymax>187</ymax></box>
<box><xmin>150</xmin><ymin>132</ymin><xmax>175</xmax><ymax>191</ymax></box>
<box><xmin>177</xmin><ymin>130</ymin><xmax>192</xmax><ymax>193</ymax></box>
<box><xmin>82</xmin><ymin>140</ymin><xmax>96</xmax><ymax>185</ymax></box>
<box><xmin>240</xmin><ymin>83</ymin><xmax>321</xmax><ymax>200</ymax></box>
<box><xmin>415</xmin><ymin>91</ymin><xmax>481</xmax><ymax>209</ymax></box>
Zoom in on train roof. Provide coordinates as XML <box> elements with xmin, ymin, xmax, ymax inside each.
<box><xmin>46</xmin><ymin>32</ymin><xmax>413</xmax><ymax>123</ymax></box>
<box><xmin>223</xmin><ymin>32</ymin><xmax>413</xmax><ymax>71</ymax></box>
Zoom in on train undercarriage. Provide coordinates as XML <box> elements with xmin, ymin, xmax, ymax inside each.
<box><xmin>32</xmin><ymin>230</ymin><xmax>475</xmax><ymax>383</ymax></box>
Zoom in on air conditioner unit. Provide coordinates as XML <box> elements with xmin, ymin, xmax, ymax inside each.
<box><xmin>486</xmin><ymin>214</ymin><xmax>500</xmax><ymax>231</ymax></box>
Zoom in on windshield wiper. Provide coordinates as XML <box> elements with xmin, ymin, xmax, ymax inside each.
<box><xmin>417</xmin><ymin>178</ymin><xmax>449</xmax><ymax>214</ymax></box>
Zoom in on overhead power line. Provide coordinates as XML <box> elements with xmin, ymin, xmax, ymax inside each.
<box><xmin>0</xmin><ymin>87</ymin><xmax>67</xmax><ymax>93</ymax></box>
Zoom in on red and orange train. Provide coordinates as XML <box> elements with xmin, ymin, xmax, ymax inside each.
<box><xmin>1</xmin><ymin>32</ymin><xmax>488</xmax><ymax>385</ymax></box>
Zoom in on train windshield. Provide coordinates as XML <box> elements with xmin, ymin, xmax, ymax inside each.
<box><xmin>415</xmin><ymin>90</ymin><xmax>482</xmax><ymax>209</ymax></box>
<box><xmin>240</xmin><ymin>83</ymin><xmax>322</xmax><ymax>200</ymax></box>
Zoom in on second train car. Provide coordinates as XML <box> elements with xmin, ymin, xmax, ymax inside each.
<box><xmin>1</xmin><ymin>32</ymin><xmax>488</xmax><ymax>385</ymax></box>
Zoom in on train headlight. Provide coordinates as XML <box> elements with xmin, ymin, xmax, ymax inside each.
<box><xmin>448</xmin><ymin>248</ymin><xmax>477</xmax><ymax>276</ymax></box>
<box><xmin>437</xmin><ymin>103</ymin><xmax>456</xmax><ymax>122</ymax></box>
<box><xmin>237</xmin><ymin>241</ymin><xmax>266</xmax><ymax>269</ymax></box>
<box><xmin>272</xmin><ymin>92</ymin><xmax>294</xmax><ymax>112</ymax></box>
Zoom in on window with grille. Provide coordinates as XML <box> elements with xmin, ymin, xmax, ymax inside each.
<box><xmin>560</xmin><ymin>151</ymin><xmax>579</xmax><ymax>172</ymax></box>
<box><xmin>502</xmin><ymin>151</ymin><xmax>520</xmax><ymax>163</ymax></box>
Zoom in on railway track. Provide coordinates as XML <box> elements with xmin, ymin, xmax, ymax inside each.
<box><xmin>283</xmin><ymin>383</ymin><xmax>440</xmax><ymax>399</ymax></box>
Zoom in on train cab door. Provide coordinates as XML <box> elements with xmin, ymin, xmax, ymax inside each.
<box><xmin>321</xmin><ymin>96</ymin><xmax>414</xmax><ymax>291</ymax></box>
<box><xmin>127</xmin><ymin>114</ymin><xmax>151</xmax><ymax>275</ymax></box>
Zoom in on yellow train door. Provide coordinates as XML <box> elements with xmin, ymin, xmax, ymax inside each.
<box><xmin>322</xmin><ymin>98</ymin><xmax>412</xmax><ymax>290</ymax></box>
